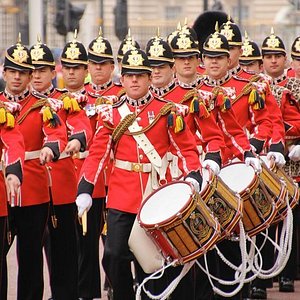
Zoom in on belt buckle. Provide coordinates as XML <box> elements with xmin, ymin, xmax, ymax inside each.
<box><xmin>131</xmin><ymin>163</ymin><xmax>143</xmax><ymax>172</ymax></box>
<box><xmin>73</xmin><ymin>153</ymin><xmax>80</xmax><ymax>159</ymax></box>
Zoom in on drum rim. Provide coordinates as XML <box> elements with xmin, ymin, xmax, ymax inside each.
<box><xmin>138</xmin><ymin>180</ymin><xmax>195</xmax><ymax>227</ymax></box>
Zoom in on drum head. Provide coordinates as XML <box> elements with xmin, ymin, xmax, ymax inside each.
<box><xmin>139</xmin><ymin>182</ymin><xmax>192</xmax><ymax>225</ymax></box>
<box><xmin>219</xmin><ymin>163</ymin><xmax>255</xmax><ymax>193</ymax></box>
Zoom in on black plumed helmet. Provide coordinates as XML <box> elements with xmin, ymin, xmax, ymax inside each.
<box><xmin>192</xmin><ymin>11</ymin><xmax>233</xmax><ymax>53</ymax></box>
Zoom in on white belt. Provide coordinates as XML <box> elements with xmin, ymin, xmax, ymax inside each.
<box><xmin>25</xmin><ymin>150</ymin><xmax>41</xmax><ymax>160</ymax></box>
<box><xmin>115</xmin><ymin>159</ymin><xmax>152</xmax><ymax>173</ymax></box>
<box><xmin>59</xmin><ymin>151</ymin><xmax>70</xmax><ymax>160</ymax></box>
<box><xmin>73</xmin><ymin>150</ymin><xmax>89</xmax><ymax>160</ymax></box>
<box><xmin>25</xmin><ymin>150</ymin><xmax>70</xmax><ymax>161</ymax></box>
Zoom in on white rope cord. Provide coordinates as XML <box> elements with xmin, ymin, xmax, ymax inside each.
<box><xmin>135</xmin><ymin>260</ymin><xmax>195</xmax><ymax>300</ymax></box>
<box><xmin>242</xmin><ymin>235</ymin><xmax>264</xmax><ymax>284</ymax></box>
<box><xmin>195</xmin><ymin>220</ymin><xmax>248</xmax><ymax>297</ymax></box>
<box><xmin>252</xmin><ymin>195</ymin><xmax>293</xmax><ymax>279</ymax></box>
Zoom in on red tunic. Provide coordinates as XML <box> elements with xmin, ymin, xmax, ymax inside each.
<box><xmin>47</xmin><ymin>89</ymin><xmax>92</xmax><ymax>205</ymax></box>
<box><xmin>270</xmin><ymin>76</ymin><xmax>300</xmax><ymax>182</ymax></box>
<box><xmin>74</xmin><ymin>83</ymin><xmax>124</xmax><ymax>198</ymax></box>
<box><xmin>222</xmin><ymin>76</ymin><xmax>272</xmax><ymax>152</ymax></box>
<box><xmin>0</xmin><ymin>92</ymin><xmax>67</xmax><ymax>206</ymax></box>
<box><xmin>0</xmin><ymin>101</ymin><xmax>24</xmax><ymax>216</ymax></box>
<box><xmin>236</xmin><ymin>70</ymin><xmax>284</xmax><ymax>150</ymax></box>
<box><xmin>274</xmin><ymin>77</ymin><xmax>300</xmax><ymax>139</ymax></box>
<box><xmin>199</xmin><ymin>79</ymin><xmax>253</xmax><ymax>162</ymax></box>
<box><xmin>78</xmin><ymin>94</ymin><xmax>201</xmax><ymax>213</ymax></box>
<box><xmin>159</xmin><ymin>84</ymin><xmax>225</xmax><ymax>156</ymax></box>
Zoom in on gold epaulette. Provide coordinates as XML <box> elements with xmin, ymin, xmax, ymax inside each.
<box><xmin>17</xmin><ymin>98</ymin><xmax>47</xmax><ymax>125</ymax></box>
<box><xmin>117</xmin><ymin>88</ymin><xmax>126</xmax><ymax>98</ymax></box>
<box><xmin>249</xmin><ymin>74</ymin><xmax>262</xmax><ymax>83</ymax></box>
<box><xmin>181</xmin><ymin>89</ymin><xmax>197</xmax><ymax>104</ymax></box>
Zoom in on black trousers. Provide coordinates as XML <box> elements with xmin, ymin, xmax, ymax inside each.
<box><xmin>279</xmin><ymin>202</ymin><xmax>300</xmax><ymax>280</ymax></box>
<box><xmin>102</xmin><ymin>208</ymin><xmax>137</xmax><ymax>300</ymax></box>
<box><xmin>46</xmin><ymin>202</ymin><xmax>78</xmax><ymax>300</ymax></box>
<box><xmin>76</xmin><ymin>197</ymin><xmax>105</xmax><ymax>298</ymax></box>
<box><xmin>212</xmin><ymin>239</ymin><xmax>243</xmax><ymax>300</ymax></box>
<box><xmin>252</xmin><ymin>201</ymin><xmax>300</xmax><ymax>289</ymax></box>
<box><xmin>1</xmin><ymin>203</ymin><xmax>49</xmax><ymax>300</ymax></box>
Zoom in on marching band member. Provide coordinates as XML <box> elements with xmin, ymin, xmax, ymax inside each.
<box><xmin>0</xmin><ymin>102</ymin><xmax>24</xmax><ymax>295</ymax></box>
<box><xmin>76</xmin><ymin>48</ymin><xmax>202</xmax><ymax>300</ymax></box>
<box><xmin>148</xmin><ymin>34</ymin><xmax>225</xmax><ymax>175</ymax></box>
<box><xmin>30</xmin><ymin>38</ymin><xmax>92</xmax><ymax>300</ymax></box>
<box><xmin>221</xmin><ymin>21</ymin><xmax>285</xmax><ymax>170</ymax></box>
<box><xmin>146</xmin><ymin>34</ymin><xmax>225</xmax><ymax>300</ymax></box>
<box><xmin>77</xmin><ymin>30</ymin><xmax>123</xmax><ymax>300</ymax></box>
<box><xmin>260</xmin><ymin>30</ymin><xmax>300</xmax><ymax>296</ymax></box>
<box><xmin>219</xmin><ymin>20</ymin><xmax>276</xmax><ymax>162</ymax></box>
<box><xmin>199</xmin><ymin>30</ymin><xmax>264</xmax><ymax>300</ymax></box>
<box><xmin>59</xmin><ymin>33</ymin><xmax>108</xmax><ymax>300</ymax></box>
<box><xmin>238</xmin><ymin>33</ymin><xmax>284</xmax><ymax>300</ymax></box>
<box><xmin>0</xmin><ymin>37</ymin><xmax>67</xmax><ymax>300</ymax></box>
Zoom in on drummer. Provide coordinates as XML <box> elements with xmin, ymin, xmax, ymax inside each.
<box><xmin>75</xmin><ymin>48</ymin><xmax>202</xmax><ymax>300</ymax></box>
<box><xmin>145</xmin><ymin>33</ymin><xmax>226</xmax><ymax>300</ymax></box>
<box><xmin>146</xmin><ymin>32</ymin><xmax>225</xmax><ymax>176</ymax></box>
<box><xmin>259</xmin><ymin>30</ymin><xmax>300</xmax><ymax>297</ymax></box>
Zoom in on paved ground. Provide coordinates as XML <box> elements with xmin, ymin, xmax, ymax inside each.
<box><xmin>6</xmin><ymin>241</ymin><xmax>300</xmax><ymax>299</ymax></box>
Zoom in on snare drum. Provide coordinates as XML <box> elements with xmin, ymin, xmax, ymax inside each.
<box><xmin>138</xmin><ymin>181</ymin><xmax>221</xmax><ymax>264</ymax></box>
<box><xmin>219</xmin><ymin>162</ymin><xmax>277</xmax><ymax>237</ymax></box>
<box><xmin>260</xmin><ymin>155</ymin><xmax>299</xmax><ymax>223</ymax></box>
<box><xmin>201</xmin><ymin>168</ymin><xmax>242</xmax><ymax>240</ymax></box>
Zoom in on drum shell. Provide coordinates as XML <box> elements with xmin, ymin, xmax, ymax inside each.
<box><xmin>138</xmin><ymin>181</ymin><xmax>221</xmax><ymax>264</ymax></box>
<box><xmin>260</xmin><ymin>155</ymin><xmax>298</xmax><ymax>224</ymax></box>
<box><xmin>200</xmin><ymin>168</ymin><xmax>242</xmax><ymax>241</ymax></box>
<box><xmin>219</xmin><ymin>162</ymin><xmax>277</xmax><ymax>237</ymax></box>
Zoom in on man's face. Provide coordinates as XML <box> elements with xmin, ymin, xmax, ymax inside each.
<box><xmin>263</xmin><ymin>54</ymin><xmax>287</xmax><ymax>78</ymax></box>
<box><xmin>120</xmin><ymin>73</ymin><xmax>151</xmax><ymax>100</ymax></box>
<box><xmin>174</xmin><ymin>55</ymin><xmax>199</xmax><ymax>81</ymax></box>
<box><xmin>3</xmin><ymin>68</ymin><xmax>32</xmax><ymax>95</ymax></box>
<box><xmin>203</xmin><ymin>55</ymin><xmax>230</xmax><ymax>79</ymax></box>
<box><xmin>151</xmin><ymin>64</ymin><xmax>174</xmax><ymax>88</ymax></box>
<box><xmin>61</xmin><ymin>65</ymin><xmax>88</xmax><ymax>91</ymax></box>
<box><xmin>241</xmin><ymin>61</ymin><xmax>263</xmax><ymax>73</ymax></box>
<box><xmin>31</xmin><ymin>66</ymin><xmax>56</xmax><ymax>92</ymax></box>
<box><xmin>229</xmin><ymin>46</ymin><xmax>242</xmax><ymax>69</ymax></box>
<box><xmin>291</xmin><ymin>59</ymin><xmax>300</xmax><ymax>79</ymax></box>
<box><xmin>88</xmin><ymin>60</ymin><xmax>114</xmax><ymax>85</ymax></box>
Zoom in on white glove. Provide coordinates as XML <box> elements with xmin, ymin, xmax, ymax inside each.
<box><xmin>267</xmin><ymin>151</ymin><xmax>286</xmax><ymax>168</ymax></box>
<box><xmin>288</xmin><ymin>145</ymin><xmax>300</xmax><ymax>162</ymax></box>
<box><xmin>185</xmin><ymin>177</ymin><xmax>201</xmax><ymax>192</ymax></box>
<box><xmin>75</xmin><ymin>193</ymin><xmax>93</xmax><ymax>217</ymax></box>
<box><xmin>245</xmin><ymin>157</ymin><xmax>262</xmax><ymax>173</ymax></box>
<box><xmin>202</xmin><ymin>159</ymin><xmax>220</xmax><ymax>175</ymax></box>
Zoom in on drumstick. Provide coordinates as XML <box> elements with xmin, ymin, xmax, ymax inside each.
<box><xmin>82</xmin><ymin>210</ymin><xmax>87</xmax><ymax>236</ymax></box>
